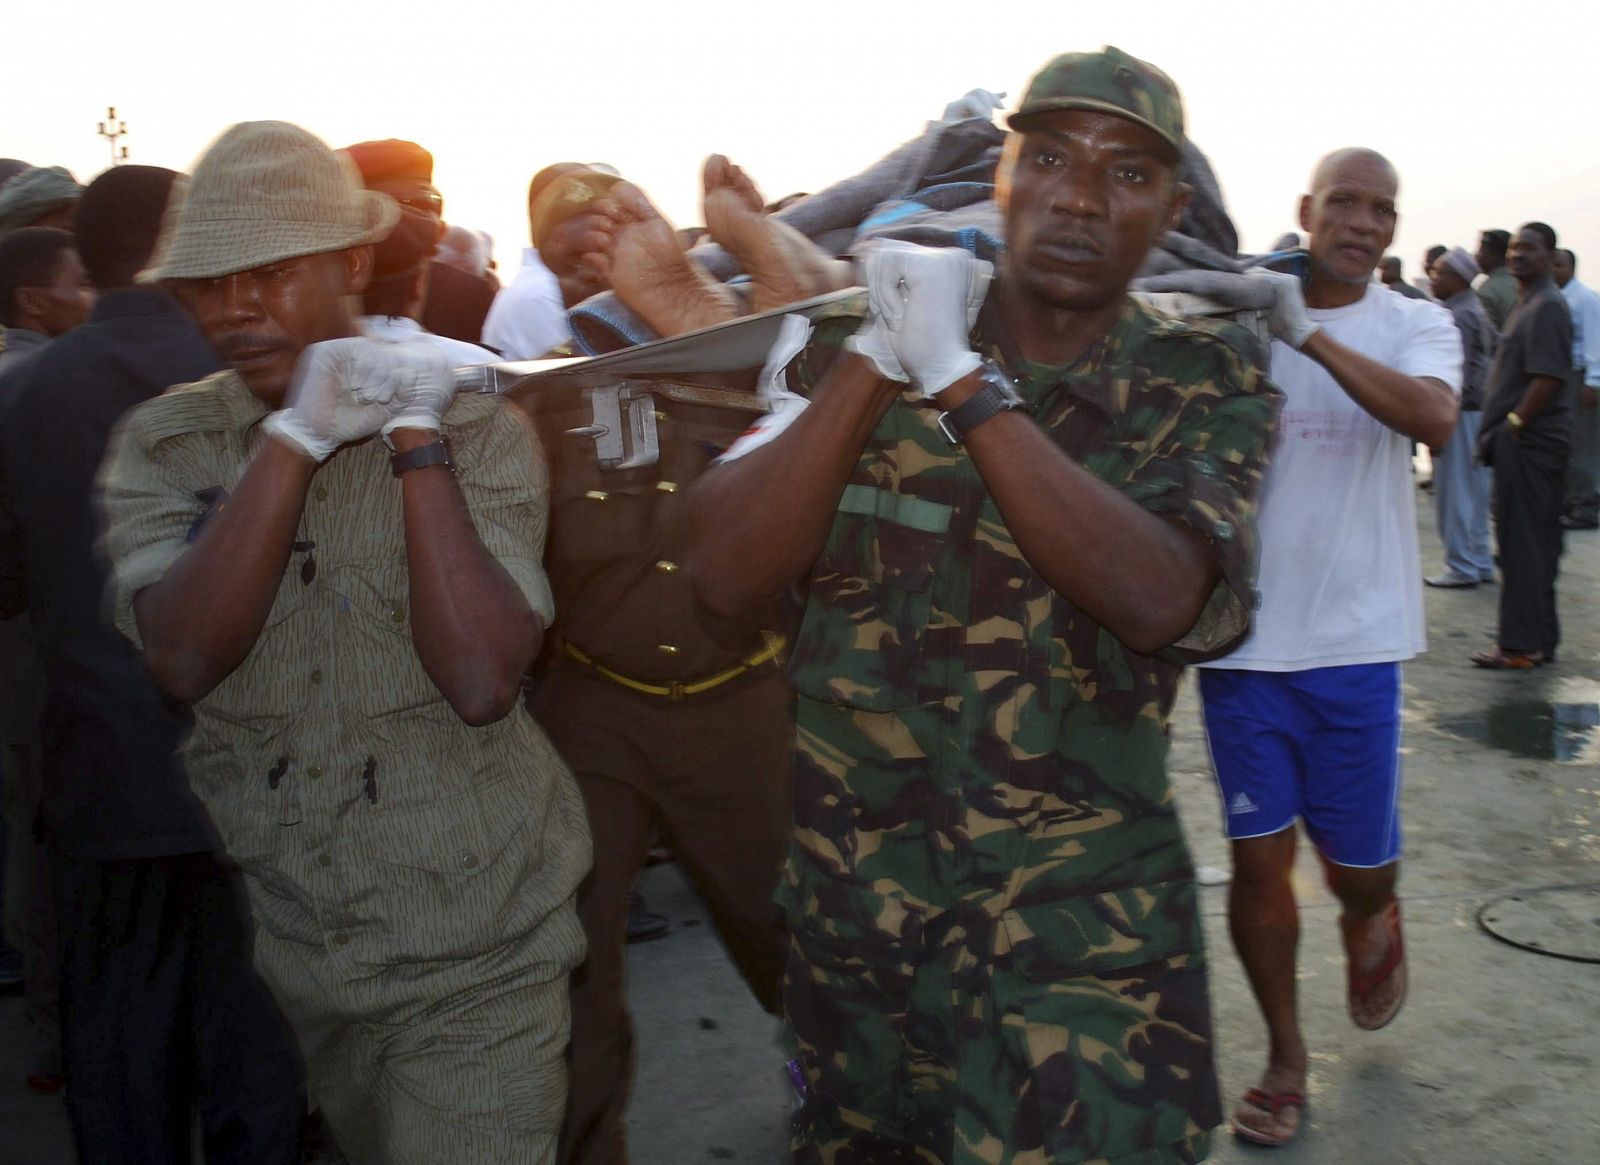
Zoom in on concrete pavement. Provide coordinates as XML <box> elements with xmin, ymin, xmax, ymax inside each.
<box><xmin>4</xmin><ymin>503</ymin><xmax>1597</xmax><ymax>1163</ymax></box>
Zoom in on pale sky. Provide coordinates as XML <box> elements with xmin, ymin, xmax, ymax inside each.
<box><xmin>6</xmin><ymin>0</ymin><xmax>1598</xmax><ymax>286</ymax></box>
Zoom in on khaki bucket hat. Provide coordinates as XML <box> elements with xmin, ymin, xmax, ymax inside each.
<box><xmin>139</xmin><ymin>120</ymin><xmax>399</xmax><ymax>282</ymax></box>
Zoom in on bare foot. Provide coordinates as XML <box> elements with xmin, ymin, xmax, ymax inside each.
<box><xmin>599</xmin><ymin>181</ymin><xmax>741</xmax><ymax>336</ymax></box>
<box><xmin>701</xmin><ymin>155</ymin><xmax>849</xmax><ymax>313</ymax></box>
<box><xmin>1343</xmin><ymin>900</ymin><xmax>1407</xmax><ymax>1029</ymax></box>
<box><xmin>1231</xmin><ymin>1059</ymin><xmax>1307</xmax><ymax>1146</ymax></box>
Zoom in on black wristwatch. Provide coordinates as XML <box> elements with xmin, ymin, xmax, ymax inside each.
<box><xmin>389</xmin><ymin>437</ymin><xmax>455</xmax><ymax>477</ymax></box>
<box><xmin>936</xmin><ymin>360</ymin><xmax>1027</xmax><ymax>445</ymax></box>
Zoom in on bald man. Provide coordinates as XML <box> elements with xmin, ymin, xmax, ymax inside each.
<box><xmin>1195</xmin><ymin>148</ymin><xmax>1460</xmax><ymax>1146</ymax></box>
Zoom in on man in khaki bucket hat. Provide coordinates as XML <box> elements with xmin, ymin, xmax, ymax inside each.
<box><xmin>101</xmin><ymin>120</ymin><xmax>591</xmax><ymax>1164</ymax></box>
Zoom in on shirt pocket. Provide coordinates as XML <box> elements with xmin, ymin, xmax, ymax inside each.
<box><xmin>789</xmin><ymin>485</ymin><xmax>950</xmax><ymax>712</ymax></box>
<box><xmin>991</xmin><ymin>878</ymin><xmax>1219</xmax><ymax>1161</ymax></box>
<box><xmin>179</xmin><ymin>726</ymin><xmax>297</xmax><ymax>896</ymax></box>
<box><xmin>323</xmin><ymin>561</ymin><xmax>442</xmax><ymax>719</ymax></box>
<box><xmin>350</xmin><ymin>773</ymin><xmax>541</xmax><ymax>964</ymax></box>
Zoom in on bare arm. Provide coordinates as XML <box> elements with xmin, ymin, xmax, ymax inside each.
<box><xmin>1298</xmin><ymin>329</ymin><xmax>1457</xmax><ymax>447</ymax></box>
<box><xmin>390</xmin><ymin>428</ymin><xmax>542</xmax><ymax>726</ymax></box>
<box><xmin>132</xmin><ymin>439</ymin><xmax>315</xmax><ymax>704</ymax></box>
<box><xmin>938</xmin><ymin>371</ymin><xmax>1217</xmax><ymax>654</ymax></box>
<box><xmin>689</xmin><ymin>353</ymin><xmax>898</xmax><ymax>616</ymax></box>
<box><xmin>1513</xmin><ymin>375</ymin><xmax>1565</xmax><ymax>424</ymax></box>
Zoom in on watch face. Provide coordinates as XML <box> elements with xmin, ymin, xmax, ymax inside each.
<box><xmin>980</xmin><ymin>362</ymin><xmax>1024</xmax><ymax>406</ymax></box>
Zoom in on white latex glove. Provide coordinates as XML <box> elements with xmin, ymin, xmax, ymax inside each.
<box><xmin>845</xmin><ymin>312</ymin><xmax>909</xmax><ymax>383</ymax></box>
<box><xmin>1246</xmin><ymin>267</ymin><xmax>1320</xmax><ymax>349</ymax></box>
<box><xmin>941</xmin><ymin>88</ymin><xmax>1006</xmax><ymax>123</ymax></box>
<box><xmin>371</xmin><ymin>343</ymin><xmax>458</xmax><ymax>439</ymax></box>
<box><xmin>757</xmin><ymin>314</ymin><xmax>816</xmax><ymax>403</ymax></box>
<box><xmin>859</xmin><ymin>241</ymin><xmax>992</xmax><ymax>399</ymax></box>
<box><xmin>262</xmin><ymin>338</ymin><xmax>413</xmax><ymax>462</ymax></box>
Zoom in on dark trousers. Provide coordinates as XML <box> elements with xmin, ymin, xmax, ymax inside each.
<box><xmin>4</xmin><ymin>737</ymin><xmax>60</xmax><ymax>1076</ymax></box>
<box><xmin>53</xmin><ymin>851</ymin><xmax>305</xmax><ymax>1165</ymax></box>
<box><xmin>533</xmin><ymin>658</ymin><xmax>794</xmax><ymax>1165</ymax></box>
<box><xmin>1563</xmin><ymin>368</ymin><xmax>1599</xmax><ymax>521</ymax></box>
<box><xmin>1492</xmin><ymin>428</ymin><xmax>1567</xmax><ymax>656</ymax></box>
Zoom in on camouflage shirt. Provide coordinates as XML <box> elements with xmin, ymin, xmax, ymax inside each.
<box><xmin>790</xmin><ymin>294</ymin><xmax>1279</xmax><ymax>895</ymax></box>
<box><xmin>780</xmin><ymin>294</ymin><xmax>1279</xmax><ymax>1161</ymax></box>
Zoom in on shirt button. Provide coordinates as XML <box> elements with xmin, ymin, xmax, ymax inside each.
<box><xmin>318</xmin><ymin>852</ymin><xmax>332</xmax><ymax>867</ymax></box>
<box><xmin>307</xmin><ymin>764</ymin><xmax>323</xmax><ymax>780</ymax></box>
<box><xmin>331</xmin><ymin>932</ymin><xmax>349</xmax><ymax>948</ymax></box>
<box><xmin>313</xmin><ymin>485</ymin><xmax>328</xmax><ymax>502</ymax></box>
<box><xmin>458</xmin><ymin>851</ymin><xmax>478</xmax><ymax>870</ymax></box>
<box><xmin>389</xmin><ymin>605</ymin><xmax>405</xmax><ymax>624</ymax></box>
<box><xmin>310</xmin><ymin>668</ymin><xmax>323</xmax><ymax>684</ymax></box>
<box><xmin>655</xmin><ymin>560</ymin><xmax>678</xmax><ymax>574</ymax></box>
<box><xmin>657</xmin><ymin>643</ymin><xmax>679</xmax><ymax>657</ymax></box>
<box><xmin>655</xmin><ymin>481</ymin><xmax>678</xmax><ymax>493</ymax></box>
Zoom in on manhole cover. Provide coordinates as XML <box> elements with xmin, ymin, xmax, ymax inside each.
<box><xmin>1478</xmin><ymin>885</ymin><xmax>1600</xmax><ymax>963</ymax></box>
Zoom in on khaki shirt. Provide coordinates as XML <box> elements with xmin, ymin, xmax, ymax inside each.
<box><xmin>101</xmin><ymin>371</ymin><xmax>589</xmax><ymax>971</ymax></box>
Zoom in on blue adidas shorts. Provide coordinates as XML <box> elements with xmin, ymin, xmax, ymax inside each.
<box><xmin>1197</xmin><ymin>662</ymin><xmax>1403</xmax><ymax>868</ymax></box>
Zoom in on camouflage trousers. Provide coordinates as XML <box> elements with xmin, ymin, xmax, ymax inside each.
<box><xmin>782</xmin><ymin>700</ymin><xmax>1221</xmax><ymax>1164</ymax></box>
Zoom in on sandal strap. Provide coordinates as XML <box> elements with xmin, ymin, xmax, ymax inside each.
<box><xmin>1348</xmin><ymin>905</ymin><xmax>1406</xmax><ymax>998</ymax></box>
<box><xmin>1242</xmin><ymin>1087</ymin><xmax>1306</xmax><ymax>1115</ymax></box>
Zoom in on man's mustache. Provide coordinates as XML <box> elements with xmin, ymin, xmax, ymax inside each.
<box><xmin>216</xmin><ymin>334</ymin><xmax>286</xmax><ymax>359</ymax></box>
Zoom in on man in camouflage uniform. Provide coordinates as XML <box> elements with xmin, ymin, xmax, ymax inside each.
<box><xmin>688</xmin><ymin>48</ymin><xmax>1280</xmax><ymax>1163</ymax></box>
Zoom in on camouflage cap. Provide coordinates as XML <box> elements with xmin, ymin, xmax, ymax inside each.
<box><xmin>1007</xmin><ymin>46</ymin><xmax>1184</xmax><ymax>157</ymax></box>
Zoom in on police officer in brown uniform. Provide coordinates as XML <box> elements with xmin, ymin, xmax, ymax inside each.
<box><xmin>528</xmin><ymin>386</ymin><xmax>793</xmax><ymax>1165</ymax></box>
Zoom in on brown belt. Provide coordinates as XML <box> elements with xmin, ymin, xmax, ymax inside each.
<box><xmin>560</xmin><ymin>633</ymin><xmax>786</xmax><ymax>700</ymax></box>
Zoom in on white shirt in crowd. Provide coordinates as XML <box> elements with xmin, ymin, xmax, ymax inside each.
<box><xmin>1560</xmin><ymin>277</ymin><xmax>1600</xmax><ymax>387</ymax></box>
<box><xmin>1203</xmin><ymin>284</ymin><xmax>1462</xmax><ymax>672</ymax></box>
<box><xmin>359</xmin><ymin>314</ymin><xmax>498</xmax><ymax>365</ymax></box>
<box><xmin>480</xmin><ymin>248</ymin><xmax>570</xmax><ymax>360</ymax></box>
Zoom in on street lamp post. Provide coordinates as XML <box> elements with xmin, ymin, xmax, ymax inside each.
<box><xmin>96</xmin><ymin>107</ymin><xmax>129</xmax><ymax>165</ymax></box>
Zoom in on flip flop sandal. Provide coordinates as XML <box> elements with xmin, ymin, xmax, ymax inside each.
<box><xmin>1232</xmin><ymin>1087</ymin><xmax>1307</xmax><ymax>1146</ymax></box>
<box><xmin>1470</xmin><ymin>647</ymin><xmax>1544</xmax><ymax>669</ymax></box>
<box><xmin>1345</xmin><ymin>900</ymin><xmax>1407</xmax><ymax>1031</ymax></box>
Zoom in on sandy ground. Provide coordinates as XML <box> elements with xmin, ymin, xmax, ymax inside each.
<box><xmin>4</xmin><ymin>494</ymin><xmax>1597</xmax><ymax>1164</ymax></box>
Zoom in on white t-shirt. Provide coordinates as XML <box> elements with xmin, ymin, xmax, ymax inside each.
<box><xmin>1202</xmin><ymin>284</ymin><xmax>1462</xmax><ymax>672</ymax></box>
<box><xmin>359</xmin><ymin>315</ymin><xmax>499</xmax><ymax>365</ymax></box>
<box><xmin>480</xmin><ymin>248</ymin><xmax>571</xmax><ymax>360</ymax></box>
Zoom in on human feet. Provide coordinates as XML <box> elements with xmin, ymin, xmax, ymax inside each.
<box><xmin>701</xmin><ymin>154</ymin><xmax>849</xmax><ymax>313</ymax></box>
<box><xmin>1231</xmin><ymin>1061</ymin><xmax>1307</xmax><ymax>1146</ymax></box>
<box><xmin>600</xmin><ymin>181</ymin><xmax>741</xmax><ymax>336</ymax></box>
<box><xmin>1343</xmin><ymin>899</ymin><xmax>1407</xmax><ymax>1030</ymax></box>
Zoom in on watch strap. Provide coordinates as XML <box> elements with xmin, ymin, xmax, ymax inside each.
<box><xmin>389</xmin><ymin>437</ymin><xmax>454</xmax><ymax>477</ymax></box>
<box><xmin>937</xmin><ymin>362</ymin><xmax>1026</xmax><ymax>445</ymax></box>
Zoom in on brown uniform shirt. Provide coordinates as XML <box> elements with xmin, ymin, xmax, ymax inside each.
<box><xmin>530</xmin><ymin>391</ymin><xmax>786</xmax><ymax>682</ymax></box>
<box><xmin>101</xmin><ymin>371</ymin><xmax>589</xmax><ymax>971</ymax></box>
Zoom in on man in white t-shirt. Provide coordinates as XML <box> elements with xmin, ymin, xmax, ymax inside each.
<box><xmin>481</xmin><ymin>164</ymin><xmax>614</xmax><ymax>360</ymax></box>
<box><xmin>481</xmin><ymin>245</ymin><xmax>569</xmax><ymax>360</ymax></box>
<box><xmin>1196</xmin><ymin>148</ymin><xmax>1461</xmax><ymax>1147</ymax></box>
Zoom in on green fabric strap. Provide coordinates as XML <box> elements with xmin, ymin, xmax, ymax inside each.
<box><xmin>836</xmin><ymin>484</ymin><xmax>952</xmax><ymax>534</ymax></box>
